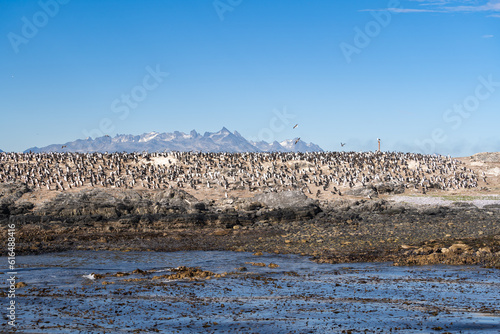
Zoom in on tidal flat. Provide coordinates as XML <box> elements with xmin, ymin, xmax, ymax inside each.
<box><xmin>1</xmin><ymin>250</ymin><xmax>499</xmax><ymax>333</ymax></box>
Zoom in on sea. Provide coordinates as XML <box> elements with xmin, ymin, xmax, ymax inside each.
<box><xmin>1</xmin><ymin>250</ymin><xmax>499</xmax><ymax>333</ymax></box>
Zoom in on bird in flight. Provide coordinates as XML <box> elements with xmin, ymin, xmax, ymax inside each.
<box><xmin>61</xmin><ymin>145</ymin><xmax>67</xmax><ymax>149</ymax></box>
<box><xmin>293</xmin><ymin>124</ymin><xmax>298</xmax><ymax>129</ymax></box>
<box><xmin>340</xmin><ymin>143</ymin><xmax>346</xmax><ymax>147</ymax></box>
<box><xmin>294</xmin><ymin>138</ymin><xmax>300</xmax><ymax>145</ymax></box>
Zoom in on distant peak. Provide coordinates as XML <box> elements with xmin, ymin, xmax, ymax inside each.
<box><xmin>23</xmin><ymin>128</ymin><xmax>323</xmax><ymax>153</ymax></box>
<box><xmin>139</xmin><ymin>132</ymin><xmax>160</xmax><ymax>142</ymax></box>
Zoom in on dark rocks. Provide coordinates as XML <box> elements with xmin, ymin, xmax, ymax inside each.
<box><xmin>1</xmin><ymin>182</ymin><xmax>499</xmax><ymax>270</ymax></box>
<box><xmin>242</xmin><ymin>202</ymin><xmax>263</xmax><ymax>211</ymax></box>
<box><xmin>235</xmin><ymin>191</ymin><xmax>322</xmax><ymax>222</ymax></box>
<box><xmin>345</xmin><ymin>186</ymin><xmax>378</xmax><ymax>198</ymax></box>
<box><xmin>355</xmin><ymin>199</ymin><xmax>388</xmax><ymax>212</ymax></box>
<box><xmin>25</xmin><ymin>188</ymin><xmax>208</xmax><ymax>223</ymax></box>
<box><xmin>452</xmin><ymin>202</ymin><xmax>475</xmax><ymax>208</ymax></box>
<box><xmin>371</xmin><ymin>181</ymin><xmax>405</xmax><ymax>195</ymax></box>
<box><xmin>345</xmin><ymin>181</ymin><xmax>405</xmax><ymax>198</ymax></box>
<box><xmin>37</xmin><ymin>189</ymin><xmax>128</xmax><ymax>217</ymax></box>
<box><xmin>419</xmin><ymin>206</ymin><xmax>448</xmax><ymax>216</ymax></box>
<box><xmin>191</xmin><ymin>202</ymin><xmax>207</xmax><ymax>211</ymax></box>
<box><xmin>248</xmin><ymin>191</ymin><xmax>316</xmax><ymax>209</ymax></box>
<box><xmin>153</xmin><ymin>189</ymin><xmax>197</xmax><ymax>207</ymax></box>
<box><xmin>0</xmin><ymin>182</ymin><xmax>30</xmax><ymax>202</ymax></box>
<box><xmin>152</xmin><ymin>266</ymin><xmax>217</xmax><ymax>280</ymax></box>
<box><xmin>0</xmin><ymin>182</ymin><xmax>31</xmax><ymax>215</ymax></box>
<box><xmin>395</xmin><ymin>240</ymin><xmax>500</xmax><ymax>267</ymax></box>
<box><xmin>7</xmin><ymin>201</ymin><xmax>34</xmax><ymax>215</ymax></box>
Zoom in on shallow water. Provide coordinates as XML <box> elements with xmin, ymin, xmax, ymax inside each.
<box><xmin>2</xmin><ymin>251</ymin><xmax>499</xmax><ymax>333</ymax></box>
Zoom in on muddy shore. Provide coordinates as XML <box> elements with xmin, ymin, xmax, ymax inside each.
<box><xmin>4</xmin><ymin>250</ymin><xmax>499</xmax><ymax>333</ymax></box>
<box><xmin>2</xmin><ymin>182</ymin><xmax>499</xmax><ymax>268</ymax></box>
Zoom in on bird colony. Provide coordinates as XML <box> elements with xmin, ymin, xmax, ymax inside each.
<box><xmin>0</xmin><ymin>151</ymin><xmax>481</xmax><ymax>198</ymax></box>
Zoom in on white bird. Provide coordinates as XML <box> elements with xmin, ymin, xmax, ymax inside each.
<box><xmin>82</xmin><ymin>273</ymin><xmax>95</xmax><ymax>280</ymax></box>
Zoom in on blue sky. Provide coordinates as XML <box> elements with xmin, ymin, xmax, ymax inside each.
<box><xmin>1</xmin><ymin>0</ymin><xmax>499</xmax><ymax>155</ymax></box>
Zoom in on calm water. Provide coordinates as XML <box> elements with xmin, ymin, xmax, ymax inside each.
<box><xmin>1</xmin><ymin>251</ymin><xmax>499</xmax><ymax>333</ymax></box>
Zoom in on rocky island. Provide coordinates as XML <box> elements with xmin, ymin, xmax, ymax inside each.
<box><xmin>1</xmin><ymin>150</ymin><xmax>498</xmax><ymax>268</ymax></box>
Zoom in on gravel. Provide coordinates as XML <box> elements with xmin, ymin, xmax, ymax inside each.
<box><xmin>390</xmin><ymin>195</ymin><xmax>500</xmax><ymax>209</ymax></box>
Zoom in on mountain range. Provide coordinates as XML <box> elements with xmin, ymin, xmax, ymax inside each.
<box><xmin>23</xmin><ymin>128</ymin><xmax>323</xmax><ymax>153</ymax></box>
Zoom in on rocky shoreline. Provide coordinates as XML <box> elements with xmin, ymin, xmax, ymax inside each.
<box><xmin>1</xmin><ymin>182</ymin><xmax>499</xmax><ymax>268</ymax></box>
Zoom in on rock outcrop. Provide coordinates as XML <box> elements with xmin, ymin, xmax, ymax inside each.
<box><xmin>345</xmin><ymin>181</ymin><xmax>405</xmax><ymax>198</ymax></box>
<box><xmin>0</xmin><ymin>182</ymin><xmax>31</xmax><ymax>215</ymax></box>
<box><xmin>1</xmin><ymin>182</ymin><xmax>499</xmax><ymax>269</ymax></box>
<box><xmin>345</xmin><ymin>186</ymin><xmax>378</xmax><ymax>198</ymax></box>
<box><xmin>248</xmin><ymin>190</ymin><xmax>316</xmax><ymax>209</ymax></box>
<box><xmin>0</xmin><ymin>184</ymin><xmax>323</xmax><ymax>230</ymax></box>
<box><xmin>372</xmin><ymin>181</ymin><xmax>405</xmax><ymax>195</ymax></box>
<box><xmin>471</xmin><ymin>152</ymin><xmax>500</xmax><ymax>163</ymax></box>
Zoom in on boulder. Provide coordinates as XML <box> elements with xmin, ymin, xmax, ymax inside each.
<box><xmin>191</xmin><ymin>202</ymin><xmax>207</xmax><ymax>211</ymax></box>
<box><xmin>371</xmin><ymin>181</ymin><xmax>405</xmax><ymax>195</ymax></box>
<box><xmin>0</xmin><ymin>182</ymin><xmax>30</xmax><ymax>201</ymax></box>
<box><xmin>0</xmin><ymin>182</ymin><xmax>31</xmax><ymax>215</ymax></box>
<box><xmin>345</xmin><ymin>186</ymin><xmax>378</xmax><ymax>198</ymax></box>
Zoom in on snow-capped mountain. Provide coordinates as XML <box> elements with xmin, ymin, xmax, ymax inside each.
<box><xmin>24</xmin><ymin>127</ymin><xmax>324</xmax><ymax>153</ymax></box>
<box><xmin>279</xmin><ymin>139</ymin><xmax>323</xmax><ymax>152</ymax></box>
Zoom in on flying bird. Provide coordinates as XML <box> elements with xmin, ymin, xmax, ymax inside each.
<box><xmin>294</xmin><ymin>138</ymin><xmax>300</xmax><ymax>145</ymax></box>
<box><xmin>61</xmin><ymin>145</ymin><xmax>67</xmax><ymax>149</ymax></box>
<box><xmin>340</xmin><ymin>143</ymin><xmax>346</xmax><ymax>147</ymax></box>
<box><xmin>293</xmin><ymin>124</ymin><xmax>298</xmax><ymax>129</ymax></box>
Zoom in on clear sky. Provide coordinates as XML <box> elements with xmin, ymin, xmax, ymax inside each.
<box><xmin>1</xmin><ymin>0</ymin><xmax>499</xmax><ymax>156</ymax></box>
